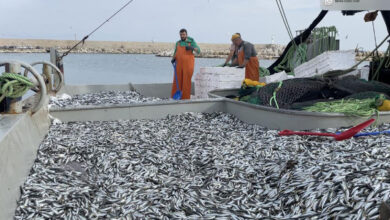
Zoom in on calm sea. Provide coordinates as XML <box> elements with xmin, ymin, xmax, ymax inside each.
<box><xmin>0</xmin><ymin>53</ymin><xmax>275</xmax><ymax>85</ymax></box>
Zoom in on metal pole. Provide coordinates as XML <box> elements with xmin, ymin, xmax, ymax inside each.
<box><xmin>5</xmin><ymin>63</ymin><xmax>22</xmax><ymax>113</ymax></box>
<box><xmin>42</xmin><ymin>64</ymin><xmax>52</xmax><ymax>94</ymax></box>
<box><xmin>381</xmin><ymin>11</ymin><xmax>390</xmax><ymax>36</ymax></box>
<box><xmin>50</xmin><ymin>48</ymin><xmax>64</xmax><ymax>88</ymax></box>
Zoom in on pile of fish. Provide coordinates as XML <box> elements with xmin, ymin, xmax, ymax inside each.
<box><xmin>15</xmin><ymin>112</ymin><xmax>390</xmax><ymax>219</ymax></box>
<box><xmin>49</xmin><ymin>91</ymin><xmax>162</xmax><ymax>107</ymax></box>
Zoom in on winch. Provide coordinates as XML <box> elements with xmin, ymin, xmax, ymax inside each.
<box><xmin>0</xmin><ymin>60</ymin><xmax>64</xmax><ymax>114</ymax></box>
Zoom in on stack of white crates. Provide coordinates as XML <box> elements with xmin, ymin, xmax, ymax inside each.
<box><xmin>294</xmin><ymin>50</ymin><xmax>356</xmax><ymax>78</ymax></box>
<box><xmin>194</xmin><ymin>67</ymin><xmax>245</xmax><ymax>99</ymax></box>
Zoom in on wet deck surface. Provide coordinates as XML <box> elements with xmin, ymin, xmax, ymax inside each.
<box><xmin>0</xmin><ymin>114</ymin><xmax>23</xmax><ymax>140</ymax></box>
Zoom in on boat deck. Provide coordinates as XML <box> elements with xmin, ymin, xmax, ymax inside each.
<box><xmin>2</xmin><ymin>83</ymin><xmax>390</xmax><ymax>219</ymax></box>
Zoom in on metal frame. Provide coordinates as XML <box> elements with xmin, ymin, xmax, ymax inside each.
<box><xmin>0</xmin><ymin>61</ymin><xmax>47</xmax><ymax>113</ymax></box>
<box><xmin>27</xmin><ymin>61</ymin><xmax>64</xmax><ymax>93</ymax></box>
<box><xmin>321</xmin><ymin>0</ymin><xmax>390</xmax><ymax>11</ymax></box>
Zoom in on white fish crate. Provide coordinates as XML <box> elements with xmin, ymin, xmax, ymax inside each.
<box><xmin>199</xmin><ymin>67</ymin><xmax>245</xmax><ymax>75</ymax></box>
<box><xmin>294</xmin><ymin>50</ymin><xmax>356</xmax><ymax>78</ymax></box>
<box><xmin>195</xmin><ymin>67</ymin><xmax>245</xmax><ymax>98</ymax></box>
<box><xmin>262</xmin><ymin>71</ymin><xmax>291</xmax><ymax>84</ymax></box>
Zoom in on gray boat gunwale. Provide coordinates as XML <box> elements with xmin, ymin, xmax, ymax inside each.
<box><xmin>49</xmin><ymin>98</ymin><xmax>225</xmax><ymax>112</ymax></box>
<box><xmin>48</xmin><ymin>84</ymin><xmax>390</xmax><ymax>130</ymax></box>
<box><xmin>208</xmin><ymin>88</ymin><xmax>390</xmax><ymax>117</ymax></box>
<box><xmin>3</xmin><ymin>83</ymin><xmax>390</xmax><ymax>219</ymax></box>
<box><xmin>50</xmin><ymin>97</ymin><xmax>390</xmax><ymax>118</ymax></box>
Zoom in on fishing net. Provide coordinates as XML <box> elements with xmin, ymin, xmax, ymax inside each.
<box><xmin>237</xmin><ymin>80</ymin><xmax>266</xmax><ymax>99</ymax></box>
<box><xmin>268</xmin><ymin>11</ymin><xmax>328</xmax><ymax>75</ymax></box>
<box><xmin>239</xmin><ymin>76</ymin><xmax>390</xmax><ymax>112</ymax></box>
<box><xmin>238</xmin><ymin>86</ymin><xmax>258</xmax><ymax>98</ymax></box>
<box><xmin>243</xmin><ymin>78</ymin><xmax>332</xmax><ymax>108</ymax></box>
<box><xmin>291</xmin><ymin>91</ymin><xmax>388</xmax><ymax>111</ymax></box>
<box><xmin>259</xmin><ymin>67</ymin><xmax>270</xmax><ymax>77</ymax></box>
<box><xmin>344</xmin><ymin>91</ymin><xmax>390</xmax><ymax>100</ymax></box>
<box><xmin>333</xmin><ymin>76</ymin><xmax>390</xmax><ymax>96</ymax></box>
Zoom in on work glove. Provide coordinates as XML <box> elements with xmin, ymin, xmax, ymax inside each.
<box><xmin>236</xmin><ymin>65</ymin><xmax>245</xmax><ymax>69</ymax></box>
<box><xmin>185</xmin><ymin>46</ymin><xmax>194</xmax><ymax>51</ymax></box>
<box><xmin>171</xmin><ymin>58</ymin><xmax>176</xmax><ymax>64</ymax></box>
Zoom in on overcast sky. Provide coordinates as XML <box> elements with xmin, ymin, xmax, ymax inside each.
<box><xmin>0</xmin><ymin>0</ymin><xmax>388</xmax><ymax>50</ymax></box>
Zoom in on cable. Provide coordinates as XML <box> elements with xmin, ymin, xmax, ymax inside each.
<box><xmin>372</xmin><ymin>21</ymin><xmax>378</xmax><ymax>49</ymax></box>
<box><xmin>275</xmin><ymin>0</ymin><xmax>294</xmax><ymax>42</ymax></box>
<box><xmin>323</xmin><ymin>34</ymin><xmax>390</xmax><ymax>78</ymax></box>
<box><xmin>58</xmin><ymin>0</ymin><xmax>135</xmax><ymax>61</ymax></box>
<box><xmin>268</xmin><ymin>11</ymin><xmax>328</xmax><ymax>75</ymax></box>
<box><xmin>278</xmin><ymin>0</ymin><xmax>294</xmax><ymax>40</ymax></box>
<box><xmin>274</xmin><ymin>0</ymin><xmax>307</xmax><ymax>74</ymax></box>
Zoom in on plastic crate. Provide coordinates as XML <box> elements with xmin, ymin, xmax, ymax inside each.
<box><xmin>195</xmin><ymin>67</ymin><xmax>245</xmax><ymax>98</ymax></box>
<box><xmin>294</xmin><ymin>50</ymin><xmax>356</xmax><ymax>78</ymax></box>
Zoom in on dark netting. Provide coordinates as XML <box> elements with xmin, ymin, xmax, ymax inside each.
<box><xmin>238</xmin><ymin>86</ymin><xmax>258</xmax><ymax>97</ymax></box>
<box><xmin>250</xmin><ymin>78</ymin><xmax>333</xmax><ymax>109</ymax></box>
<box><xmin>333</xmin><ymin>76</ymin><xmax>390</xmax><ymax>96</ymax></box>
<box><xmin>238</xmin><ymin>76</ymin><xmax>390</xmax><ymax>109</ymax></box>
<box><xmin>291</xmin><ymin>91</ymin><xmax>389</xmax><ymax>110</ymax></box>
<box><xmin>344</xmin><ymin>91</ymin><xmax>390</xmax><ymax>100</ymax></box>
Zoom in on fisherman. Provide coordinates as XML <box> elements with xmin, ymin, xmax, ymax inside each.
<box><xmin>222</xmin><ymin>33</ymin><xmax>240</xmax><ymax>67</ymax></box>
<box><xmin>231</xmin><ymin>34</ymin><xmax>260</xmax><ymax>81</ymax></box>
<box><xmin>171</xmin><ymin>28</ymin><xmax>200</xmax><ymax>100</ymax></box>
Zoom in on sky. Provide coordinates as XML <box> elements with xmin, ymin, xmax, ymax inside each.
<box><xmin>0</xmin><ymin>0</ymin><xmax>388</xmax><ymax>51</ymax></box>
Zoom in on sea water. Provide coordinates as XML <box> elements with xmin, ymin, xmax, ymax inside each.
<box><xmin>0</xmin><ymin>53</ymin><xmax>275</xmax><ymax>85</ymax></box>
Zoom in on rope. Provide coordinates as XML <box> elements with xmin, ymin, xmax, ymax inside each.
<box><xmin>0</xmin><ymin>73</ymin><xmax>34</xmax><ymax>102</ymax></box>
<box><xmin>259</xmin><ymin>67</ymin><xmax>270</xmax><ymax>77</ymax></box>
<box><xmin>268</xmin><ymin>11</ymin><xmax>328</xmax><ymax>75</ymax></box>
<box><xmin>274</xmin><ymin>2</ymin><xmax>336</xmax><ymax>75</ymax></box>
<box><xmin>303</xmin><ymin>95</ymin><xmax>385</xmax><ymax>117</ymax></box>
<box><xmin>269</xmin><ymin>81</ymin><xmax>283</xmax><ymax>109</ymax></box>
<box><xmin>323</xmin><ymin>34</ymin><xmax>390</xmax><ymax>78</ymax></box>
<box><xmin>58</xmin><ymin>0</ymin><xmax>135</xmax><ymax>61</ymax></box>
<box><xmin>275</xmin><ymin>0</ymin><xmax>295</xmax><ymax>44</ymax></box>
<box><xmin>372</xmin><ymin>20</ymin><xmax>379</xmax><ymax>50</ymax></box>
<box><xmin>372</xmin><ymin>44</ymin><xmax>390</xmax><ymax>80</ymax></box>
<box><xmin>274</xmin><ymin>43</ymin><xmax>307</xmax><ymax>74</ymax></box>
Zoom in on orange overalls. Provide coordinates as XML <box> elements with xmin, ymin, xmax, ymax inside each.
<box><xmin>171</xmin><ymin>42</ymin><xmax>194</xmax><ymax>100</ymax></box>
<box><xmin>238</xmin><ymin>50</ymin><xmax>260</xmax><ymax>81</ymax></box>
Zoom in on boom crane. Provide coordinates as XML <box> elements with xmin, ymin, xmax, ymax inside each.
<box><xmin>268</xmin><ymin>0</ymin><xmax>390</xmax><ymax>84</ymax></box>
<box><xmin>320</xmin><ymin>0</ymin><xmax>390</xmax><ymax>84</ymax></box>
<box><xmin>321</xmin><ymin>0</ymin><xmax>390</xmax><ymax>35</ymax></box>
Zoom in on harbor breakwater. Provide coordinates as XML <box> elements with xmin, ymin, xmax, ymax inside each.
<box><xmin>0</xmin><ymin>38</ymin><xmax>376</xmax><ymax>60</ymax></box>
<box><xmin>0</xmin><ymin>38</ymin><xmax>284</xmax><ymax>60</ymax></box>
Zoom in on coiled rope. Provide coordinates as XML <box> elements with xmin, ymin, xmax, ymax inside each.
<box><xmin>0</xmin><ymin>73</ymin><xmax>34</xmax><ymax>102</ymax></box>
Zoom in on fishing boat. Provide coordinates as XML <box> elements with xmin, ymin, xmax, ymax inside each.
<box><xmin>2</xmin><ymin>0</ymin><xmax>390</xmax><ymax>219</ymax></box>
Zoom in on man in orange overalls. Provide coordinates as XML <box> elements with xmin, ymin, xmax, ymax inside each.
<box><xmin>171</xmin><ymin>29</ymin><xmax>200</xmax><ymax>100</ymax></box>
<box><xmin>231</xmin><ymin>34</ymin><xmax>259</xmax><ymax>81</ymax></box>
